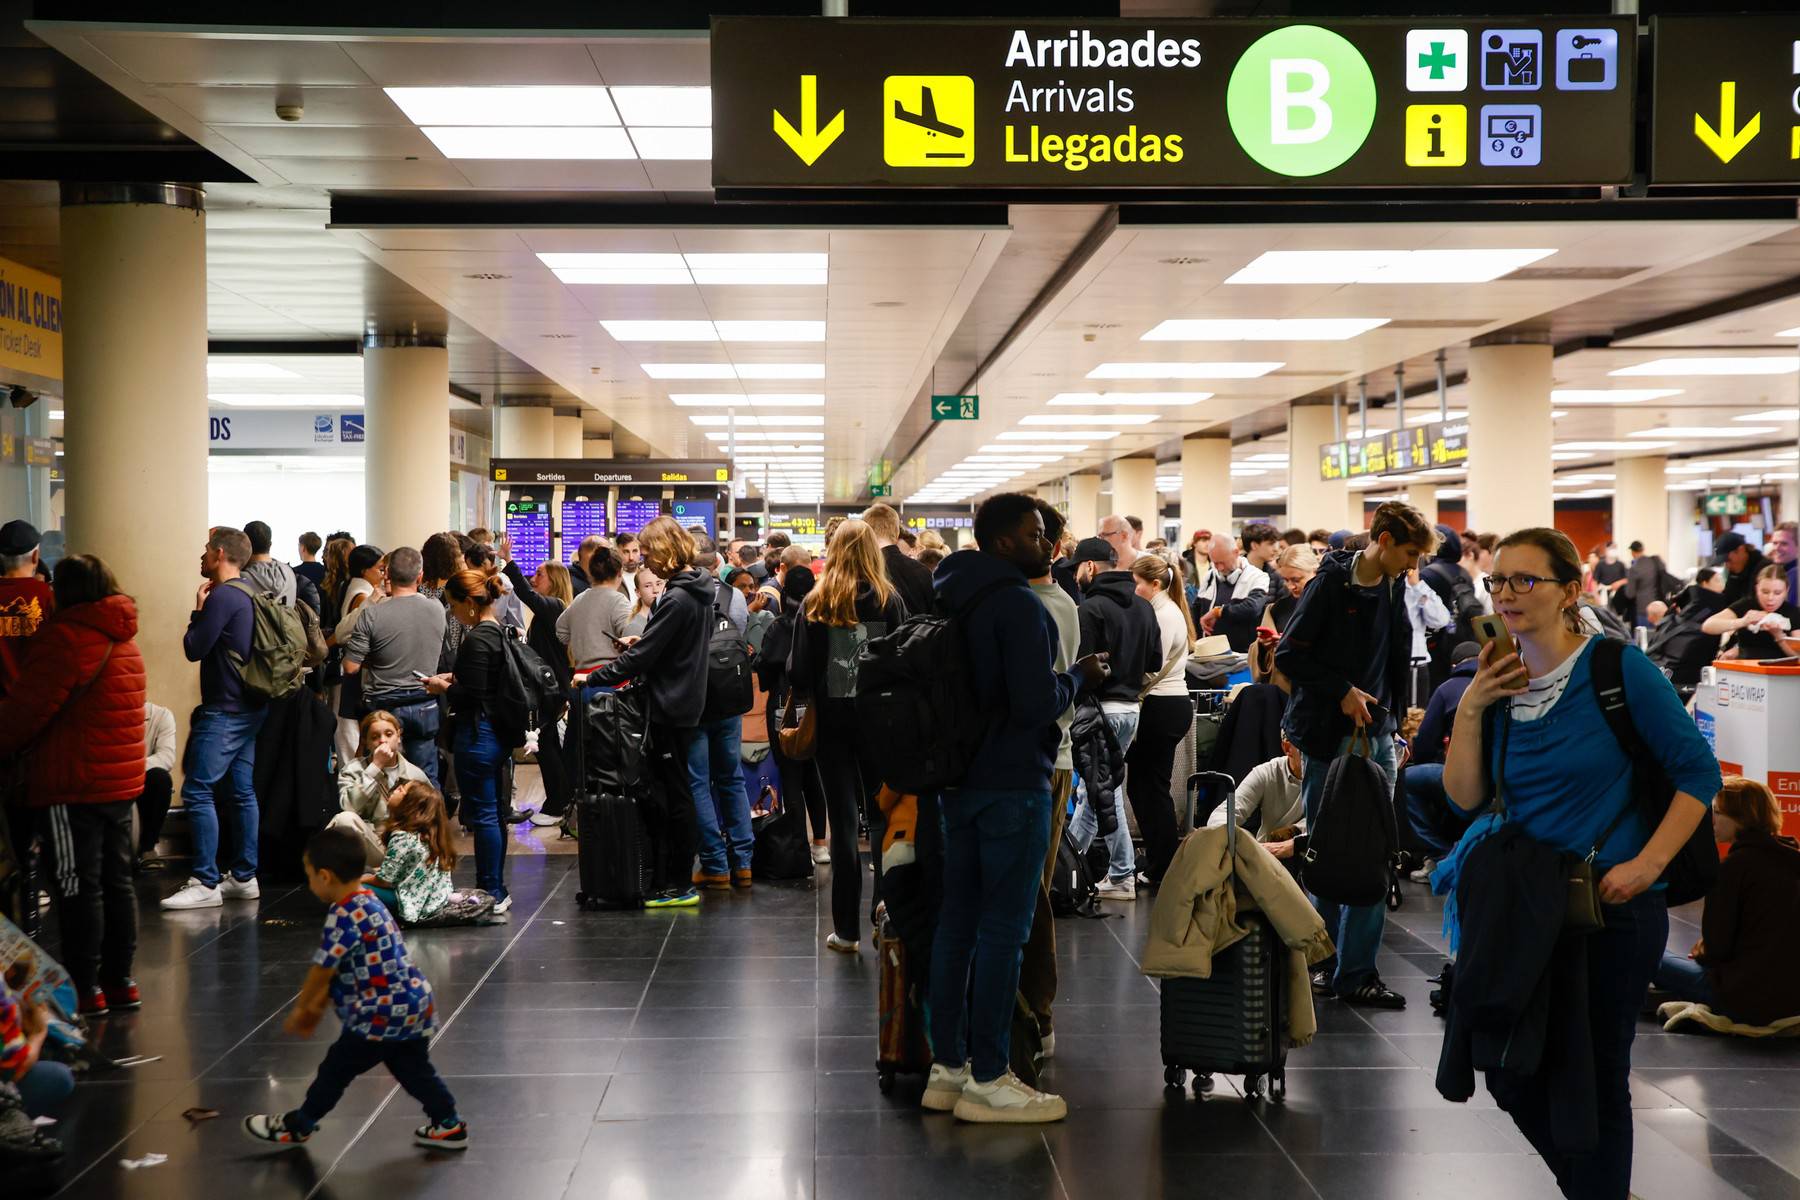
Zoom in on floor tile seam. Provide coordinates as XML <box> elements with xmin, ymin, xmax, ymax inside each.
<box><xmin>305</xmin><ymin>863</ymin><xmax>575</xmax><ymax>1200</ymax></box>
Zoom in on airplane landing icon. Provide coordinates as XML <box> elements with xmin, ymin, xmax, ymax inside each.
<box><xmin>883</xmin><ymin>75</ymin><xmax>975</xmax><ymax>167</ymax></box>
<box><xmin>893</xmin><ymin>86</ymin><xmax>966</xmax><ymax>142</ymax></box>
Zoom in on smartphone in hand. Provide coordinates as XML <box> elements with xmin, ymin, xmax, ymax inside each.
<box><xmin>1471</xmin><ymin>613</ymin><xmax>1518</xmax><ymax>664</ymax></box>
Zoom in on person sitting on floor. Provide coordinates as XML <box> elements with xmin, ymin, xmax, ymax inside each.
<box><xmin>366</xmin><ymin>783</ymin><xmax>457</xmax><ymax>926</ymax></box>
<box><xmin>1654</xmin><ymin>776</ymin><xmax>1800</xmax><ymax>1027</ymax></box>
<box><xmin>332</xmin><ymin>710</ymin><xmax>430</xmax><ymax>871</ymax></box>
<box><xmin>1207</xmin><ymin>737</ymin><xmax>1305</xmax><ymax>861</ymax></box>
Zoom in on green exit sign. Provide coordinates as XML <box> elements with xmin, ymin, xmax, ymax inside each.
<box><xmin>1703</xmin><ymin>492</ymin><xmax>1746</xmax><ymax>517</ymax></box>
<box><xmin>931</xmin><ymin>394</ymin><xmax>978</xmax><ymax>421</ymax></box>
<box><xmin>869</xmin><ymin>483</ymin><xmax>892</xmax><ymax>497</ymax></box>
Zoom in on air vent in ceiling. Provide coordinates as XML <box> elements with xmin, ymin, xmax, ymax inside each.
<box><xmin>463</xmin><ymin>272</ymin><xmax>511</xmax><ymax>281</ymax></box>
<box><xmin>1502</xmin><ymin>266</ymin><xmax>1646</xmax><ymax>281</ymax></box>
<box><xmin>1084</xmin><ymin>322</ymin><xmax>1123</xmax><ymax>330</ymax></box>
<box><xmin>1158</xmin><ymin>256</ymin><xmax>1208</xmax><ymax>265</ymax></box>
<box><xmin>1383</xmin><ymin>318</ymin><xmax>1495</xmax><ymax>329</ymax></box>
<box><xmin>540</xmin><ymin>333</ymin><xmax>574</xmax><ymax>339</ymax></box>
<box><xmin>871</xmin><ymin>300</ymin><xmax>905</xmax><ymax>308</ymax></box>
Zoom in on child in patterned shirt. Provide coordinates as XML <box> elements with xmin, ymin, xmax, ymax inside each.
<box><xmin>366</xmin><ymin>783</ymin><xmax>456</xmax><ymax>925</ymax></box>
<box><xmin>242</xmin><ymin>826</ymin><xmax>468</xmax><ymax>1151</ymax></box>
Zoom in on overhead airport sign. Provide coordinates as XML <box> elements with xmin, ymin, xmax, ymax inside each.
<box><xmin>0</xmin><ymin>256</ymin><xmax>62</xmax><ymax>383</ymax></box>
<box><xmin>712</xmin><ymin>18</ymin><xmax>1635</xmax><ymax>189</ymax></box>
<box><xmin>491</xmin><ymin>459</ymin><xmax>732</xmax><ymax>487</ymax></box>
<box><xmin>1651</xmin><ymin>17</ymin><xmax>1800</xmax><ymax>184</ymax></box>
<box><xmin>1318</xmin><ymin>418</ymin><xmax>1469</xmax><ymax>482</ymax></box>
<box><xmin>931</xmin><ymin>394</ymin><xmax>979</xmax><ymax>420</ymax></box>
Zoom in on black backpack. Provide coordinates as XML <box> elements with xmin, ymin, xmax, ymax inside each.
<box><xmin>1049</xmin><ymin>825</ymin><xmax>1107</xmax><ymax>919</ymax></box>
<box><xmin>494</xmin><ymin>626</ymin><xmax>563</xmax><ymax>749</ymax></box>
<box><xmin>699</xmin><ymin>581</ymin><xmax>754</xmax><ymax>723</ymax></box>
<box><xmin>852</xmin><ymin>578</ymin><xmax>1011</xmax><ymax>795</ymax></box>
<box><xmin>1301</xmin><ymin>730</ymin><xmax>1399</xmax><ymax>906</ymax></box>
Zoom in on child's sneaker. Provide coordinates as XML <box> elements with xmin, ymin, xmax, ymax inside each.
<box><xmin>242</xmin><ymin>1113</ymin><xmax>309</xmax><ymax>1146</ymax></box>
<box><xmin>414</xmin><ymin>1119</ymin><xmax>469</xmax><ymax>1150</ymax></box>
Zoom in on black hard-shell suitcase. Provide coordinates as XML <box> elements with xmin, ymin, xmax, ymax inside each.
<box><xmin>1160</xmin><ymin>771</ymin><xmax>1288</xmax><ymax>1102</ymax></box>
<box><xmin>571</xmin><ymin>686</ymin><xmax>653</xmax><ymax>910</ymax></box>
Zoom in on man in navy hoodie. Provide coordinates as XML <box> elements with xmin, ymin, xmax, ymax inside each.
<box><xmin>922</xmin><ymin>493</ymin><xmax>1106</xmax><ymax>1125</ymax></box>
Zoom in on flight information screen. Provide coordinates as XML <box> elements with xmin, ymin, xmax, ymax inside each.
<box><xmin>614</xmin><ymin>499</ymin><xmax>664</xmax><ymax>536</ymax></box>
<box><xmin>504</xmin><ymin>500</ymin><xmax>552</xmax><ymax>575</ymax></box>
<box><xmin>560</xmin><ymin>499</ymin><xmax>607</xmax><ymax>563</ymax></box>
<box><xmin>670</xmin><ymin>499</ymin><xmax>716</xmax><ymax>534</ymax></box>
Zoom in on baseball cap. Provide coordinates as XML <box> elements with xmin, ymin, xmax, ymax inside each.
<box><xmin>1070</xmin><ymin>537</ymin><xmax>1118</xmax><ymax>568</ymax></box>
<box><xmin>0</xmin><ymin>520</ymin><xmax>41</xmax><ymax>557</ymax></box>
<box><xmin>1713</xmin><ymin>532</ymin><xmax>1747</xmax><ymax>560</ymax></box>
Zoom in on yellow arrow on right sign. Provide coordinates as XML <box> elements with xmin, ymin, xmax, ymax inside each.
<box><xmin>1693</xmin><ymin>80</ymin><xmax>1761</xmax><ymax>163</ymax></box>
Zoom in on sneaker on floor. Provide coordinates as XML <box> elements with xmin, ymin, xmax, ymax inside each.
<box><xmin>1408</xmin><ymin>858</ymin><xmax>1438</xmax><ymax>885</ymax></box>
<box><xmin>692</xmin><ymin>870</ymin><xmax>730</xmax><ymax>890</ymax></box>
<box><xmin>77</xmin><ymin>986</ymin><xmax>107</xmax><ymax>1018</ymax></box>
<box><xmin>953</xmin><ymin>1071</ymin><xmax>1067</xmax><ymax>1124</ymax></box>
<box><xmin>414</xmin><ymin>1119</ymin><xmax>469</xmax><ymax>1151</ymax></box>
<box><xmin>242</xmin><ymin>1113</ymin><xmax>309</xmax><ymax>1146</ymax></box>
<box><xmin>219</xmin><ymin>874</ymin><xmax>260</xmax><ymax>900</ymax></box>
<box><xmin>1341</xmin><ymin>978</ymin><xmax>1407</xmax><ymax>1010</ymax></box>
<box><xmin>491</xmin><ymin>894</ymin><xmax>513</xmax><ymax>916</ymax></box>
<box><xmin>161</xmin><ymin>878</ymin><xmax>222</xmax><ymax>910</ymax></box>
<box><xmin>1039</xmin><ymin>1031</ymin><xmax>1056</xmax><ymax>1061</ymax></box>
<box><xmin>645</xmin><ymin>889</ymin><xmax>700</xmax><ymax>909</ymax></box>
<box><xmin>102</xmin><ymin>979</ymin><xmax>142</xmax><ymax>1011</ymax></box>
<box><xmin>1095</xmin><ymin>876</ymin><xmax>1136</xmax><ymax>901</ymax></box>
<box><xmin>921</xmin><ymin>1061</ymin><xmax>970</xmax><ymax>1112</ymax></box>
<box><xmin>825</xmin><ymin>933</ymin><xmax>859</xmax><ymax>955</ymax></box>
<box><xmin>810</xmin><ymin>842</ymin><xmax>831</xmax><ymax>865</ymax></box>
<box><xmin>528</xmin><ymin>810</ymin><xmax>562</xmax><ymax>828</ymax></box>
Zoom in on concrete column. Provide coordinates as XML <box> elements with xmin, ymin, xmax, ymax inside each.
<box><xmin>1111</xmin><ymin>456</ymin><xmax>1158</xmax><ymax>537</ymax></box>
<box><xmin>1407</xmin><ymin>483</ymin><xmax>1439</xmax><ymax>526</ymax></box>
<box><xmin>1180</xmin><ymin>436</ymin><xmax>1231</xmax><ymax>540</ymax></box>
<box><xmin>553</xmin><ymin>409</ymin><xmax>584</xmax><ymax>459</ymax></box>
<box><xmin>496</xmin><ymin>404</ymin><xmax>554</xmax><ymax>458</ymax></box>
<box><xmin>364</xmin><ymin>338</ymin><xmax>450</xmax><ymax>551</ymax></box>
<box><xmin>1667</xmin><ymin>489</ymin><xmax>1700</xmax><ymax>575</ymax></box>
<box><xmin>1067</xmin><ymin>473</ymin><xmax>1101</xmax><ymax>540</ymax></box>
<box><xmin>583</xmin><ymin>437</ymin><xmax>614</xmax><ymax>459</ymax></box>
<box><xmin>1467</xmin><ymin>342</ymin><xmax>1555</xmax><ymax>532</ymax></box>
<box><xmin>60</xmin><ymin>184</ymin><xmax>208</xmax><ymax>735</ymax></box>
<box><xmin>1287</xmin><ymin>403</ymin><xmax>1349</xmax><ymax>532</ymax></box>
<box><xmin>1613</xmin><ymin>455</ymin><xmax>1668</xmax><ymax>556</ymax></box>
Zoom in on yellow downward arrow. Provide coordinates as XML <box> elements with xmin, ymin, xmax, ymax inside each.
<box><xmin>1694</xmin><ymin>81</ymin><xmax>1761</xmax><ymax>164</ymax></box>
<box><xmin>773</xmin><ymin>75</ymin><xmax>845</xmax><ymax>166</ymax></box>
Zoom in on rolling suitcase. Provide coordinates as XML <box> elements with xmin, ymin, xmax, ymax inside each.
<box><xmin>571</xmin><ymin>686</ymin><xmax>654</xmax><ymax>911</ymax></box>
<box><xmin>1160</xmin><ymin>771</ymin><xmax>1288</xmax><ymax>1102</ymax></box>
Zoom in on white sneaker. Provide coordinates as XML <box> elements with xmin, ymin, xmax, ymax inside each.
<box><xmin>810</xmin><ymin>843</ymin><xmax>831</xmax><ymax>865</ymax></box>
<box><xmin>953</xmin><ymin>1071</ymin><xmax>1067</xmax><ymax>1124</ymax></box>
<box><xmin>492</xmin><ymin>894</ymin><xmax>513</xmax><ymax>915</ymax></box>
<box><xmin>1039</xmin><ymin>1032</ymin><xmax>1056</xmax><ymax>1061</ymax></box>
<box><xmin>824</xmin><ymin>933</ymin><xmax>859</xmax><ymax>955</ymax></box>
<box><xmin>1095</xmin><ymin>876</ymin><xmax>1136</xmax><ymax>902</ymax></box>
<box><xmin>161</xmin><ymin>878</ymin><xmax>222</xmax><ymax>910</ymax></box>
<box><xmin>1409</xmin><ymin>858</ymin><xmax>1438</xmax><ymax>885</ymax></box>
<box><xmin>219</xmin><ymin>875</ymin><xmax>260</xmax><ymax>900</ymax></box>
<box><xmin>529</xmin><ymin>811</ymin><xmax>562</xmax><ymax>828</ymax></box>
<box><xmin>921</xmin><ymin>1061</ymin><xmax>970</xmax><ymax>1112</ymax></box>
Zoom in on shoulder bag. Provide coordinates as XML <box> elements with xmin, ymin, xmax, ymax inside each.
<box><xmin>778</xmin><ymin>690</ymin><xmax>818</xmax><ymax>761</ymax></box>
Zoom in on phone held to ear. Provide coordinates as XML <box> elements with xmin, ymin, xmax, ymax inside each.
<box><xmin>1471</xmin><ymin>613</ymin><xmax>1518</xmax><ymax>664</ymax></box>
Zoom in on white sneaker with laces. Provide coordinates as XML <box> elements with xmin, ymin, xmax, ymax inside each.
<box><xmin>161</xmin><ymin>878</ymin><xmax>222</xmax><ymax>910</ymax></box>
<box><xmin>953</xmin><ymin>1071</ymin><xmax>1068</xmax><ymax>1124</ymax></box>
<box><xmin>921</xmin><ymin>1061</ymin><xmax>970</xmax><ymax>1112</ymax></box>
<box><xmin>1409</xmin><ymin>858</ymin><xmax>1438</xmax><ymax>885</ymax></box>
<box><xmin>1095</xmin><ymin>876</ymin><xmax>1136</xmax><ymax>901</ymax></box>
<box><xmin>219</xmin><ymin>875</ymin><xmax>260</xmax><ymax>900</ymax></box>
<box><xmin>529</xmin><ymin>811</ymin><xmax>562</xmax><ymax>828</ymax></box>
<box><xmin>810</xmin><ymin>843</ymin><xmax>831</xmax><ymax>865</ymax></box>
<box><xmin>492</xmin><ymin>894</ymin><xmax>513</xmax><ymax>915</ymax></box>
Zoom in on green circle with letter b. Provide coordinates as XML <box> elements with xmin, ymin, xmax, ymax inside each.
<box><xmin>1227</xmin><ymin>25</ymin><xmax>1377</xmax><ymax>177</ymax></box>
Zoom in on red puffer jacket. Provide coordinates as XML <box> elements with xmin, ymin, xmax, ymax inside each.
<box><xmin>0</xmin><ymin>594</ymin><xmax>147</xmax><ymax>807</ymax></box>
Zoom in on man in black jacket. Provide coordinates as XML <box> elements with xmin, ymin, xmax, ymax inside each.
<box><xmin>1067</xmin><ymin>537</ymin><xmax>1162</xmax><ymax>900</ymax></box>
<box><xmin>1275</xmin><ymin>501</ymin><xmax>1435</xmax><ymax>1009</ymax></box>
<box><xmin>863</xmin><ymin>502</ymin><xmax>935</xmax><ymax>618</ymax></box>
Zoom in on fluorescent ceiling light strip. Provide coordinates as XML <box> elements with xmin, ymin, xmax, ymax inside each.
<box><xmin>1733</xmin><ymin>409</ymin><xmax>1800</xmax><ymax>421</ymax></box>
<box><xmin>385</xmin><ymin>86</ymin><xmax>620</xmax><ymax>126</ymax></box>
<box><xmin>713</xmin><ymin>322</ymin><xmax>826</xmax><ymax>342</ymax></box>
<box><xmin>625</xmin><ymin>127</ymin><xmax>713</xmax><ymax>160</ymax></box>
<box><xmin>996</xmin><ymin>431</ymin><xmax>1118</xmax><ymax>441</ymax></box>
<box><xmin>1610</xmin><ymin>358</ymin><xmax>1800</xmax><ymax>377</ymax></box>
<box><xmin>1241</xmin><ymin>453</ymin><xmax>1288</xmax><ymax>463</ymax></box>
<box><xmin>1406</xmin><ymin>409</ymin><xmax>1468</xmax><ymax>425</ymax></box>
<box><xmin>1046</xmin><ymin>392</ymin><xmax>1211</xmax><ymax>406</ymax></box>
<box><xmin>701</xmin><ymin>431</ymin><xmax>823</xmax><ymax>442</ymax></box>
<box><xmin>206</xmin><ymin>361</ymin><xmax>298</xmax><ymax>379</ymax></box>
<box><xmin>1556</xmin><ymin>441</ymin><xmax>1676</xmax><ymax>451</ymax></box>
<box><xmin>540</xmin><ymin>253</ymin><xmax>686</xmax><ymax>269</ymax></box>
<box><xmin>421</xmin><ymin>126</ymin><xmax>636</xmax><ymax>159</ymax></box>
<box><xmin>669</xmin><ymin>394</ymin><xmax>824</xmax><ymax>407</ymax></box>
<box><xmin>602</xmin><ymin>320</ymin><xmax>717</xmax><ymax>341</ymax></box>
<box><xmin>607</xmin><ymin>87</ymin><xmax>712</xmax><ymax>127</ymax></box>
<box><xmin>552</xmin><ymin>268</ymin><xmax>694</xmax><ymax>285</ymax></box>
<box><xmin>1020</xmin><ymin>414</ymin><xmax>1157</xmax><ymax>426</ymax></box>
<box><xmin>980</xmin><ymin>442</ymin><xmax>1090</xmax><ymax>453</ymax></box>
<box><xmin>1087</xmin><ymin>362</ymin><xmax>1282</xmax><ymax>380</ymax></box>
<box><xmin>1630</xmin><ymin>426</ymin><xmax>1778</xmax><ymax>438</ymax></box>
<box><xmin>1140</xmin><ymin>318</ymin><xmax>1389</xmax><ymax>341</ymax></box>
<box><xmin>209</xmin><ymin>394</ymin><xmax>362</xmax><ymax>407</ymax></box>
<box><xmin>1225</xmin><ymin>248</ymin><xmax>1555</xmax><ymax>285</ymax></box>
<box><xmin>1551</xmin><ymin>389</ymin><xmax>1683</xmax><ymax>405</ymax></box>
<box><xmin>646</xmin><ymin>363</ymin><xmax>824</xmax><ymax>380</ymax></box>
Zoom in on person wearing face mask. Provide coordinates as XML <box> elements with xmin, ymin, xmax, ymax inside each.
<box><xmin>1192</xmin><ymin>533</ymin><xmax>1271</xmax><ymax>654</ymax></box>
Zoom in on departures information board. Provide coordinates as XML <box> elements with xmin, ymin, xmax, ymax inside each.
<box><xmin>1318</xmin><ymin>418</ymin><xmax>1470</xmax><ymax>482</ymax></box>
<box><xmin>560</xmin><ymin>500</ymin><xmax>607</xmax><ymax>564</ymax></box>
<box><xmin>614</xmin><ymin>500</ymin><xmax>664</xmax><ymax>537</ymax></box>
<box><xmin>504</xmin><ymin>501</ymin><xmax>552</xmax><ymax>576</ymax></box>
<box><xmin>713</xmin><ymin>17</ymin><xmax>1634</xmax><ymax>189</ymax></box>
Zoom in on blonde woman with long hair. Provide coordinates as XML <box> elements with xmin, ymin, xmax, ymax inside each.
<box><xmin>1125</xmin><ymin>551</ymin><xmax>1195</xmax><ymax>885</ymax></box>
<box><xmin>791</xmin><ymin>519</ymin><xmax>905</xmax><ymax>954</ymax></box>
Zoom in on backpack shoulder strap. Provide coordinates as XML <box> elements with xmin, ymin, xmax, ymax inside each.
<box><xmin>1589</xmin><ymin>637</ymin><xmax>1641</xmax><ymax>758</ymax></box>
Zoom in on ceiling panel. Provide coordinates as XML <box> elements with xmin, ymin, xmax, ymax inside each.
<box><xmin>339</xmin><ymin>41</ymin><xmax>605</xmax><ymax>86</ymax></box>
<box><xmin>152</xmin><ymin>83</ymin><xmax>406</xmax><ymax>127</ymax></box>
<box><xmin>583</xmin><ymin>38</ymin><xmax>709</xmax><ymax>86</ymax></box>
<box><xmin>80</xmin><ymin>32</ymin><xmax>373</xmax><ymax>86</ymax></box>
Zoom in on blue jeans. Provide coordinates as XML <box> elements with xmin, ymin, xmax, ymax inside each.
<box><xmin>1300</xmin><ymin>723</ymin><xmax>1397</xmax><ymax>996</ymax></box>
<box><xmin>928</xmin><ymin>787</ymin><xmax>1053</xmax><ymax>1083</ymax></box>
<box><xmin>289</xmin><ymin>1030</ymin><xmax>459</xmax><ymax>1135</ymax></box>
<box><xmin>1068</xmin><ymin>707</ymin><xmax>1139</xmax><ymax>882</ymax></box>
<box><xmin>180</xmin><ymin>705</ymin><xmax>268</xmax><ymax>887</ymax></box>
<box><xmin>1404</xmin><ymin>763</ymin><xmax>1455</xmax><ymax>858</ymax></box>
<box><xmin>19</xmin><ymin>1061</ymin><xmax>75</xmax><ymax>1117</ymax></box>
<box><xmin>366</xmin><ymin>692</ymin><xmax>441</xmax><ymax>788</ymax></box>
<box><xmin>687</xmin><ymin>717</ymin><xmax>754</xmax><ymax>875</ymax></box>
<box><xmin>1654</xmin><ymin>953</ymin><xmax>1716</xmax><ymax>1007</ymax></box>
<box><xmin>453</xmin><ymin>715</ymin><xmax>507</xmax><ymax>901</ymax></box>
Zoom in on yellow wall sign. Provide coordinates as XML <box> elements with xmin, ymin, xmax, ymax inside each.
<box><xmin>0</xmin><ymin>257</ymin><xmax>62</xmax><ymax>383</ymax></box>
<box><xmin>884</xmin><ymin>75</ymin><xmax>976</xmax><ymax>167</ymax></box>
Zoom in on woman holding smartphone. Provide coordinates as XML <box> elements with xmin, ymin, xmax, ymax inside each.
<box><xmin>1442</xmin><ymin>527</ymin><xmax>1719</xmax><ymax>1200</ymax></box>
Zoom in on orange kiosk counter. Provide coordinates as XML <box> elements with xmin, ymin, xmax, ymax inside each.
<box><xmin>1693</xmin><ymin>658</ymin><xmax>1800</xmax><ymax>838</ymax></box>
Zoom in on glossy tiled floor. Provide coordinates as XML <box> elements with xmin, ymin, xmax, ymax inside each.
<box><xmin>25</xmin><ymin>814</ymin><xmax>1800</xmax><ymax>1200</ymax></box>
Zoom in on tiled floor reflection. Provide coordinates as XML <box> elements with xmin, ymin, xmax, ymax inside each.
<box><xmin>23</xmin><ymin>811</ymin><xmax>1800</xmax><ymax>1200</ymax></box>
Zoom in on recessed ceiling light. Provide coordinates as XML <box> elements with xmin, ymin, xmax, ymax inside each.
<box><xmin>1630</xmin><ymin>426</ymin><xmax>1778</xmax><ymax>438</ymax></box>
<box><xmin>1776</xmin><ymin>326</ymin><xmax>1800</xmax><ymax>338</ymax></box>
<box><xmin>608</xmin><ymin>87</ymin><xmax>712</xmax><ymax>127</ymax></box>
<box><xmin>1555</xmin><ymin>441</ymin><xmax>1676</xmax><ymax>451</ymax></box>
<box><xmin>385</xmin><ymin>86</ymin><xmax>620</xmax><ymax>126</ymax></box>
<box><xmin>1610</xmin><ymin>358</ymin><xmax>1800</xmax><ymax>377</ymax></box>
<box><xmin>206</xmin><ymin>361</ymin><xmax>299</xmax><ymax>379</ymax></box>
<box><xmin>669</xmin><ymin>394</ymin><xmax>825</xmax><ymax>407</ymax></box>
<box><xmin>1733</xmin><ymin>408</ymin><xmax>1799</xmax><ymax>421</ymax></box>
<box><xmin>997</xmin><ymin>430</ymin><xmax>1120</xmax><ymax>441</ymax></box>
<box><xmin>209</xmin><ymin>394</ymin><xmax>363</xmax><ymax>407</ymax></box>
<box><xmin>980</xmin><ymin>443</ymin><xmax>1090</xmax><ymax>454</ymax></box>
<box><xmin>1046</xmin><ymin>392</ymin><xmax>1212</xmax><ymax>406</ymax></box>
<box><xmin>691</xmin><ymin>414</ymin><xmax>824</xmax><ymax>428</ymax></box>
<box><xmin>539</xmin><ymin>252</ymin><xmax>826</xmax><ymax>286</ymax></box>
<box><xmin>1226</xmin><ymin>248</ymin><xmax>1555</xmax><ymax>285</ymax></box>
<box><xmin>1242</xmin><ymin>453</ymin><xmax>1289</xmax><ymax>463</ymax></box>
<box><xmin>1086</xmin><ymin>362</ymin><xmax>1282</xmax><ymax>380</ymax></box>
<box><xmin>1229</xmin><ymin>466</ymin><xmax>1268</xmax><ymax>476</ymax></box>
<box><xmin>420</xmin><ymin>126</ymin><xmax>636</xmax><ymax>159</ymax></box>
<box><xmin>1020</xmin><ymin>414</ymin><xmax>1157</xmax><ymax>426</ymax></box>
<box><xmin>1551</xmin><ymin>388</ymin><xmax>1683</xmax><ymax>405</ymax></box>
<box><xmin>1551</xmin><ymin>451</ymin><xmax>1595</xmax><ymax>461</ymax></box>
<box><xmin>48</xmin><ymin>409</ymin><xmax>65</xmax><ymax>420</ymax></box>
<box><xmin>1141</xmin><ymin>318</ymin><xmax>1389</xmax><ymax>341</ymax></box>
<box><xmin>644</xmin><ymin>363</ymin><xmax>824</xmax><ymax>380</ymax></box>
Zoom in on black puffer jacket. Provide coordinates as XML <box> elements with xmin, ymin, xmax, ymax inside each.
<box><xmin>1070</xmin><ymin>696</ymin><xmax>1123</xmax><ymax>838</ymax></box>
<box><xmin>589</xmin><ymin>567</ymin><xmax>712</xmax><ymax>728</ymax></box>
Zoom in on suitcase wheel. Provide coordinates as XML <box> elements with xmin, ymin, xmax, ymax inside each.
<box><xmin>1243</xmin><ymin>1074</ymin><xmax>1265</xmax><ymax>1101</ymax></box>
<box><xmin>1163</xmin><ymin>1066</ymin><xmax>1185</xmax><ymax>1089</ymax></box>
<box><xmin>1269</xmin><ymin>1071</ymin><xmax>1287</xmax><ymax>1104</ymax></box>
<box><xmin>877</xmin><ymin>1066</ymin><xmax>895</xmax><ymax>1094</ymax></box>
<box><xmin>1192</xmin><ymin>1072</ymin><xmax>1214</xmax><ymax>1098</ymax></box>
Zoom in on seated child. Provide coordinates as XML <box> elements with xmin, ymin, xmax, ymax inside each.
<box><xmin>333</xmin><ymin>710</ymin><xmax>431</xmax><ymax>871</ymax></box>
<box><xmin>242</xmin><ymin>827</ymin><xmax>468</xmax><ymax>1151</ymax></box>
<box><xmin>366</xmin><ymin>783</ymin><xmax>457</xmax><ymax>925</ymax></box>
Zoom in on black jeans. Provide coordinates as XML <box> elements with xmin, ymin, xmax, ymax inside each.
<box><xmin>134</xmin><ymin>768</ymin><xmax>173</xmax><ymax>857</ymax></box>
<box><xmin>1126</xmin><ymin>694</ymin><xmax>1190</xmax><ymax>884</ymax></box>
<box><xmin>537</xmin><ymin>707</ymin><xmax>571</xmax><ymax>818</ymax></box>
<box><xmin>766</xmin><ymin>688</ymin><xmax>828</xmax><ymax>842</ymax></box>
<box><xmin>288</xmin><ymin>1030</ymin><xmax>459</xmax><ymax>1134</ymax></box>
<box><xmin>814</xmin><ymin>707</ymin><xmax>883</xmax><ymax>942</ymax></box>
<box><xmin>1497</xmin><ymin>890</ymin><xmax>1667</xmax><ymax>1200</ymax></box>
<box><xmin>647</xmin><ymin>723</ymin><xmax>700</xmax><ymax>894</ymax></box>
<box><xmin>46</xmin><ymin>800</ymin><xmax>137</xmax><ymax>994</ymax></box>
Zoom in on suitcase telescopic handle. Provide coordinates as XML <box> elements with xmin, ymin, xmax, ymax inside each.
<box><xmin>1187</xmin><ymin>770</ymin><xmax>1239</xmax><ymax>858</ymax></box>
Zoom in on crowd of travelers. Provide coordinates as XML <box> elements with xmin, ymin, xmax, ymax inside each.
<box><xmin>0</xmin><ymin>494</ymin><xmax>1794</xmax><ymax>1194</ymax></box>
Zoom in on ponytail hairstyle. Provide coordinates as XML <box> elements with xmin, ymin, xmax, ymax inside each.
<box><xmin>384</xmin><ymin>783</ymin><xmax>459</xmax><ymax>871</ymax></box>
<box><xmin>1494</xmin><ymin>527</ymin><xmax>1586</xmax><ymax>635</ymax></box>
<box><xmin>444</xmin><ymin>567</ymin><xmax>505</xmax><ymax>609</ymax></box>
<box><xmin>1131</xmin><ymin>551</ymin><xmax>1197</xmax><ymax>647</ymax></box>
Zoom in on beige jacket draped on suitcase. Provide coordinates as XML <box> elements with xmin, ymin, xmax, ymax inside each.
<box><xmin>1141</xmin><ymin>825</ymin><xmax>1335</xmax><ymax>1047</ymax></box>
